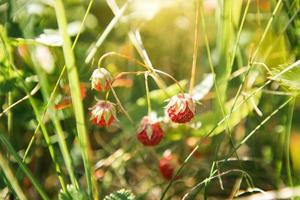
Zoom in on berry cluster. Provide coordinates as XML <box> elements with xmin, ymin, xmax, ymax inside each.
<box><xmin>89</xmin><ymin>66</ymin><xmax>197</xmax><ymax>180</ymax></box>
<box><xmin>89</xmin><ymin>68</ymin><xmax>116</xmax><ymax>127</ymax></box>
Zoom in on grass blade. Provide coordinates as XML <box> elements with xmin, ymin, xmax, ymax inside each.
<box><xmin>0</xmin><ymin>151</ymin><xmax>27</xmax><ymax>200</ymax></box>
<box><xmin>53</xmin><ymin>0</ymin><xmax>97</xmax><ymax>198</ymax></box>
<box><xmin>0</xmin><ymin>133</ymin><xmax>49</xmax><ymax>200</ymax></box>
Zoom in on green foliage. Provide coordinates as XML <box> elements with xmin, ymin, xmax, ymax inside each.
<box><xmin>192</xmin><ymin>88</ymin><xmax>262</xmax><ymax>137</ymax></box>
<box><xmin>104</xmin><ymin>189</ymin><xmax>135</xmax><ymax>200</ymax></box>
<box><xmin>1</xmin><ymin>0</ymin><xmax>300</xmax><ymax>199</ymax></box>
<box><xmin>58</xmin><ymin>185</ymin><xmax>88</xmax><ymax>200</ymax></box>
<box><xmin>271</xmin><ymin>63</ymin><xmax>300</xmax><ymax>91</ymax></box>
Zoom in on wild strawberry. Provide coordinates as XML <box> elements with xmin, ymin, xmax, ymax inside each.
<box><xmin>89</xmin><ymin>100</ymin><xmax>117</xmax><ymax>127</ymax></box>
<box><xmin>166</xmin><ymin>93</ymin><xmax>196</xmax><ymax>123</ymax></box>
<box><xmin>137</xmin><ymin>115</ymin><xmax>164</xmax><ymax>146</ymax></box>
<box><xmin>90</xmin><ymin>68</ymin><xmax>112</xmax><ymax>91</ymax></box>
<box><xmin>159</xmin><ymin>151</ymin><xmax>176</xmax><ymax>180</ymax></box>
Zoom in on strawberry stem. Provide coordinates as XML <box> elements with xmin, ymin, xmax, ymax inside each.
<box><xmin>154</xmin><ymin>69</ymin><xmax>185</xmax><ymax>93</ymax></box>
<box><xmin>108</xmin><ymin>82</ymin><xmax>133</xmax><ymax>123</ymax></box>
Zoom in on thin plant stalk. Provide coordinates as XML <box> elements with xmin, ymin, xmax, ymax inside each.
<box><xmin>199</xmin><ymin>0</ymin><xmax>240</xmax><ymax>162</ymax></box>
<box><xmin>0</xmin><ymin>84</ymin><xmax>40</xmax><ymax>118</ymax></box>
<box><xmin>0</xmin><ymin>151</ymin><xmax>27</xmax><ymax>200</ymax></box>
<box><xmin>53</xmin><ymin>0</ymin><xmax>97</xmax><ymax>197</ymax></box>
<box><xmin>108</xmin><ymin>82</ymin><xmax>133</xmax><ymax>123</ymax></box>
<box><xmin>251</xmin><ymin>0</ymin><xmax>283</xmax><ymax>61</ymax></box>
<box><xmin>98</xmin><ymin>51</ymin><xmax>153</xmax><ymax>72</ymax></box>
<box><xmin>28</xmin><ymin>46</ymin><xmax>79</xmax><ymax>189</ymax></box>
<box><xmin>0</xmin><ymin>30</ymin><xmax>67</xmax><ymax>191</ymax></box>
<box><xmin>214</xmin><ymin>0</ymin><xmax>234</xmax><ymax>111</ymax></box>
<box><xmin>106</xmin><ymin>0</ymin><xmax>169</xmax><ymax>91</ymax></box>
<box><xmin>144</xmin><ymin>73</ymin><xmax>151</xmax><ymax>114</ymax></box>
<box><xmin>229</xmin><ymin>97</ymin><xmax>293</xmax><ymax>158</ymax></box>
<box><xmin>0</xmin><ymin>133</ymin><xmax>49</xmax><ymax>200</ymax></box>
<box><xmin>21</xmin><ymin>0</ymin><xmax>94</xmax><ymax>163</ymax></box>
<box><xmin>97</xmin><ymin>51</ymin><xmax>171</xmax><ymax>96</ymax></box>
<box><xmin>85</xmin><ymin>0</ymin><xmax>130</xmax><ymax>64</ymax></box>
<box><xmin>189</xmin><ymin>0</ymin><xmax>200</xmax><ymax>94</ymax></box>
<box><xmin>160</xmin><ymin>146</ymin><xmax>199</xmax><ymax>200</ymax></box>
<box><xmin>204</xmin><ymin>60</ymin><xmax>300</xmax><ymax>138</ymax></box>
<box><xmin>186</xmin><ymin>97</ymin><xmax>292</xmax><ymax>199</ymax></box>
<box><xmin>285</xmin><ymin>96</ymin><xmax>296</xmax><ymax>187</ymax></box>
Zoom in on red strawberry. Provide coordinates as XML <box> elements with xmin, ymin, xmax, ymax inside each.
<box><xmin>159</xmin><ymin>151</ymin><xmax>176</xmax><ymax>180</ymax></box>
<box><xmin>137</xmin><ymin>115</ymin><xmax>164</xmax><ymax>146</ymax></box>
<box><xmin>89</xmin><ymin>100</ymin><xmax>117</xmax><ymax>127</ymax></box>
<box><xmin>166</xmin><ymin>93</ymin><xmax>196</xmax><ymax>123</ymax></box>
<box><xmin>90</xmin><ymin>68</ymin><xmax>112</xmax><ymax>91</ymax></box>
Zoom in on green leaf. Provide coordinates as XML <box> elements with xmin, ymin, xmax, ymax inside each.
<box><xmin>191</xmin><ymin>88</ymin><xmax>262</xmax><ymax>137</ymax></box>
<box><xmin>136</xmin><ymin>80</ymin><xmax>187</xmax><ymax>106</ymax></box>
<box><xmin>58</xmin><ymin>185</ymin><xmax>88</xmax><ymax>200</ymax></box>
<box><xmin>104</xmin><ymin>189</ymin><xmax>135</xmax><ymax>200</ymax></box>
<box><xmin>271</xmin><ymin>62</ymin><xmax>300</xmax><ymax>91</ymax></box>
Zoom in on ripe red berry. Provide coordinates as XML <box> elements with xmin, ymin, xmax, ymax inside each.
<box><xmin>90</xmin><ymin>68</ymin><xmax>112</xmax><ymax>91</ymax></box>
<box><xmin>89</xmin><ymin>100</ymin><xmax>117</xmax><ymax>127</ymax></box>
<box><xmin>137</xmin><ymin>115</ymin><xmax>164</xmax><ymax>146</ymax></box>
<box><xmin>159</xmin><ymin>151</ymin><xmax>176</xmax><ymax>180</ymax></box>
<box><xmin>166</xmin><ymin>93</ymin><xmax>196</xmax><ymax>123</ymax></box>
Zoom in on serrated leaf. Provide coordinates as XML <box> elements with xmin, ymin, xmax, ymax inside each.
<box><xmin>104</xmin><ymin>189</ymin><xmax>135</xmax><ymax>200</ymax></box>
<box><xmin>271</xmin><ymin>62</ymin><xmax>300</xmax><ymax>91</ymax></box>
<box><xmin>191</xmin><ymin>88</ymin><xmax>262</xmax><ymax>137</ymax></box>
<box><xmin>58</xmin><ymin>185</ymin><xmax>88</xmax><ymax>200</ymax></box>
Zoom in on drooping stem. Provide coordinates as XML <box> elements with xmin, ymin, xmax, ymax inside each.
<box><xmin>98</xmin><ymin>51</ymin><xmax>153</xmax><ymax>72</ymax></box>
<box><xmin>154</xmin><ymin>69</ymin><xmax>185</xmax><ymax>93</ymax></box>
<box><xmin>108</xmin><ymin>82</ymin><xmax>133</xmax><ymax>123</ymax></box>
<box><xmin>98</xmin><ymin>51</ymin><xmax>172</xmax><ymax>97</ymax></box>
<box><xmin>112</xmin><ymin>71</ymin><xmax>147</xmax><ymax>84</ymax></box>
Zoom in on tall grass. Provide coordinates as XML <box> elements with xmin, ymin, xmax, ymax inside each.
<box><xmin>0</xmin><ymin>0</ymin><xmax>300</xmax><ymax>199</ymax></box>
<box><xmin>53</xmin><ymin>0</ymin><xmax>97</xmax><ymax>198</ymax></box>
